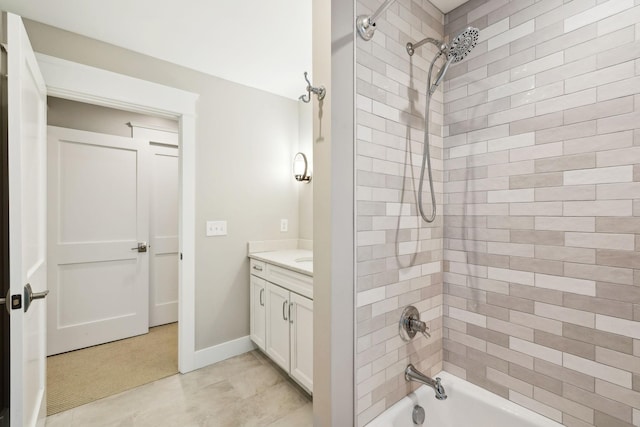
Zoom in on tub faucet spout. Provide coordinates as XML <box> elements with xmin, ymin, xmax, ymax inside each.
<box><xmin>405</xmin><ymin>364</ymin><xmax>447</xmax><ymax>400</ymax></box>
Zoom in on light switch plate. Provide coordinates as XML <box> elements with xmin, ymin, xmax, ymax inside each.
<box><xmin>280</xmin><ymin>219</ymin><xmax>288</xmax><ymax>232</ymax></box>
<box><xmin>206</xmin><ymin>220</ymin><xmax>227</xmax><ymax>236</ymax></box>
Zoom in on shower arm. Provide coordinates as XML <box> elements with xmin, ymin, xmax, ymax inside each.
<box><xmin>406</xmin><ymin>37</ymin><xmax>447</xmax><ymax>56</ymax></box>
<box><xmin>368</xmin><ymin>0</ymin><xmax>395</xmax><ymax>26</ymax></box>
<box><xmin>356</xmin><ymin>0</ymin><xmax>396</xmax><ymax>41</ymax></box>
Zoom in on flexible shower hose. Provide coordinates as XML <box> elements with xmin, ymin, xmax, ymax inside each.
<box><xmin>417</xmin><ymin>53</ymin><xmax>442</xmax><ymax>223</ymax></box>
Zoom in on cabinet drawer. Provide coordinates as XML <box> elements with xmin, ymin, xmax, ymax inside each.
<box><xmin>266</xmin><ymin>264</ymin><xmax>313</xmax><ymax>300</ymax></box>
<box><xmin>250</xmin><ymin>259</ymin><xmax>266</xmax><ymax>278</ymax></box>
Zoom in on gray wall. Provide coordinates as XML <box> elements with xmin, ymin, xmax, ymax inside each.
<box><xmin>25</xmin><ymin>19</ymin><xmax>304</xmax><ymax>351</ymax></box>
<box><xmin>298</xmin><ymin>102</ymin><xmax>313</xmax><ymax>241</ymax></box>
<box><xmin>442</xmin><ymin>1</ymin><xmax>640</xmax><ymax>426</ymax></box>
<box><xmin>47</xmin><ymin>97</ymin><xmax>178</xmax><ymax>137</ymax></box>
<box><xmin>354</xmin><ymin>0</ymin><xmax>445</xmax><ymax>425</ymax></box>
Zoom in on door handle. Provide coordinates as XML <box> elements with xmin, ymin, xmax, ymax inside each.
<box><xmin>23</xmin><ymin>283</ymin><xmax>49</xmax><ymax>313</ymax></box>
<box><xmin>282</xmin><ymin>300</ymin><xmax>288</xmax><ymax>321</ymax></box>
<box><xmin>131</xmin><ymin>242</ymin><xmax>148</xmax><ymax>253</ymax></box>
<box><xmin>289</xmin><ymin>302</ymin><xmax>293</xmax><ymax>324</ymax></box>
<box><xmin>259</xmin><ymin>288</ymin><xmax>264</xmax><ymax>306</ymax></box>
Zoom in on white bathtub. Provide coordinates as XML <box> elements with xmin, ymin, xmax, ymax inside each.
<box><xmin>366</xmin><ymin>372</ymin><xmax>562</xmax><ymax>427</ymax></box>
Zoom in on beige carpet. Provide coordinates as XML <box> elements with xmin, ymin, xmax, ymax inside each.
<box><xmin>47</xmin><ymin>323</ymin><xmax>178</xmax><ymax>416</ymax></box>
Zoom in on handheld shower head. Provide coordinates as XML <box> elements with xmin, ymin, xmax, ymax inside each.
<box><xmin>429</xmin><ymin>27</ymin><xmax>479</xmax><ymax>93</ymax></box>
<box><xmin>409</xmin><ymin>27</ymin><xmax>480</xmax><ymax>224</ymax></box>
<box><xmin>431</xmin><ymin>57</ymin><xmax>454</xmax><ymax>91</ymax></box>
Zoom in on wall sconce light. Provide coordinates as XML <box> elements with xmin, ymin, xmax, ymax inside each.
<box><xmin>293</xmin><ymin>152</ymin><xmax>311</xmax><ymax>183</ymax></box>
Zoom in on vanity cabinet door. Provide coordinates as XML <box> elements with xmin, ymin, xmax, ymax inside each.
<box><xmin>265</xmin><ymin>282</ymin><xmax>290</xmax><ymax>372</ymax></box>
<box><xmin>290</xmin><ymin>293</ymin><xmax>313</xmax><ymax>393</ymax></box>
<box><xmin>250</xmin><ymin>275</ymin><xmax>266</xmax><ymax>351</ymax></box>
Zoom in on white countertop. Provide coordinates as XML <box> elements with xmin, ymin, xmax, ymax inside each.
<box><xmin>249</xmin><ymin>249</ymin><xmax>313</xmax><ymax>276</ymax></box>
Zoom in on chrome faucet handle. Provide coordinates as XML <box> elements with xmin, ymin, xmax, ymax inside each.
<box><xmin>409</xmin><ymin>318</ymin><xmax>431</xmax><ymax>339</ymax></box>
<box><xmin>399</xmin><ymin>306</ymin><xmax>431</xmax><ymax>342</ymax></box>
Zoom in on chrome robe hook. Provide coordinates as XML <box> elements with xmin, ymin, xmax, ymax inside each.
<box><xmin>299</xmin><ymin>72</ymin><xmax>326</xmax><ymax>103</ymax></box>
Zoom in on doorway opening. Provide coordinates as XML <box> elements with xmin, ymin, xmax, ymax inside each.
<box><xmin>36</xmin><ymin>53</ymin><xmax>200</xmax><ymax>380</ymax></box>
<box><xmin>45</xmin><ymin>97</ymin><xmax>181</xmax><ymax>414</ymax></box>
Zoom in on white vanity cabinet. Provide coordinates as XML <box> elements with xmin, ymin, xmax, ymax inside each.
<box><xmin>289</xmin><ymin>292</ymin><xmax>313</xmax><ymax>391</ymax></box>
<box><xmin>249</xmin><ymin>250</ymin><xmax>313</xmax><ymax>394</ymax></box>
<box><xmin>249</xmin><ymin>259</ymin><xmax>267</xmax><ymax>351</ymax></box>
<box><xmin>249</xmin><ymin>275</ymin><xmax>266</xmax><ymax>351</ymax></box>
<box><xmin>265</xmin><ymin>282</ymin><xmax>291</xmax><ymax>370</ymax></box>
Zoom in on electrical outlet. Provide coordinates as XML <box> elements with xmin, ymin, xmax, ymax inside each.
<box><xmin>206</xmin><ymin>220</ymin><xmax>227</xmax><ymax>236</ymax></box>
<box><xmin>280</xmin><ymin>219</ymin><xmax>288</xmax><ymax>232</ymax></box>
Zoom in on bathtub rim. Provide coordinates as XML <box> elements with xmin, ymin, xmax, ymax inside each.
<box><xmin>365</xmin><ymin>370</ymin><xmax>564</xmax><ymax>427</ymax></box>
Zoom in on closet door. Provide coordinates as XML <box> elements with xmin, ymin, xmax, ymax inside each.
<box><xmin>47</xmin><ymin>126</ymin><xmax>150</xmax><ymax>355</ymax></box>
<box><xmin>265</xmin><ymin>282</ymin><xmax>290</xmax><ymax>371</ymax></box>
<box><xmin>148</xmin><ymin>143</ymin><xmax>179</xmax><ymax>327</ymax></box>
<box><xmin>132</xmin><ymin>123</ymin><xmax>180</xmax><ymax>328</ymax></box>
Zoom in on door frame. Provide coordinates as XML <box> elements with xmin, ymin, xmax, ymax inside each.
<box><xmin>35</xmin><ymin>53</ymin><xmax>199</xmax><ymax>373</ymax></box>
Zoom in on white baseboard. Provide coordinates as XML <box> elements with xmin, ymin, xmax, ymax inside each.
<box><xmin>193</xmin><ymin>335</ymin><xmax>256</xmax><ymax>370</ymax></box>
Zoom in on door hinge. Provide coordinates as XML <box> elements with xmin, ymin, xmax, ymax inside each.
<box><xmin>180</xmin><ymin>253</ymin><xmax>183</xmax><ymax>260</ymax></box>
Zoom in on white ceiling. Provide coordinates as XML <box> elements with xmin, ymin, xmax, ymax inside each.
<box><xmin>0</xmin><ymin>0</ymin><xmax>312</xmax><ymax>100</ymax></box>
<box><xmin>0</xmin><ymin>0</ymin><xmax>468</xmax><ymax>100</ymax></box>
<box><xmin>431</xmin><ymin>0</ymin><xmax>469</xmax><ymax>13</ymax></box>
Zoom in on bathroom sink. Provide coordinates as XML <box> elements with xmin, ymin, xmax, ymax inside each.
<box><xmin>295</xmin><ymin>257</ymin><xmax>313</xmax><ymax>263</ymax></box>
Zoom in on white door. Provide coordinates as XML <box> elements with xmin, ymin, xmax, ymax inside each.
<box><xmin>290</xmin><ymin>293</ymin><xmax>313</xmax><ymax>393</ymax></box>
<box><xmin>265</xmin><ymin>282</ymin><xmax>290</xmax><ymax>371</ymax></box>
<box><xmin>250</xmin><ymin>275</ymin><xmax>266</xmax><ymax>350</ymax></box>
<box><xmin>149</xmin><ymin>143</ymin><xmax>179</xmax><ymax>327</ymax></box>
<box><xmin>46</xmin><ymin>126</ymin><xmax>150</xmax><ymax>355</ymax></box>
<box><xmin>5</xmin><ymin>12</ymin><xmax>49</xmax><ymax>427</ymax></box>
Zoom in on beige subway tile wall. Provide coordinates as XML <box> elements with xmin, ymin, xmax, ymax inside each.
<box><xmin>443</xmin><ymin>1</ymin><xmax>640</xmax><ymax>426</ymax></box>
<box><xmin>355</xmin><ymin>0</ymin><xmax>445</xmax><ymax>425</ymax></box>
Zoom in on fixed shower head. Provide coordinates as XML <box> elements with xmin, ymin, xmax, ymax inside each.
<box><xmin>447</xmin><ymin>27</ymin><xmax>479</xmax><ymax>63</ymax></box>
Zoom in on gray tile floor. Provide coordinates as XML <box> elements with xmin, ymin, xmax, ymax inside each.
<box><xmin>46</xmin><ymin>351</ymin><xmax>313</xmax><ymax>427</ymax></box>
